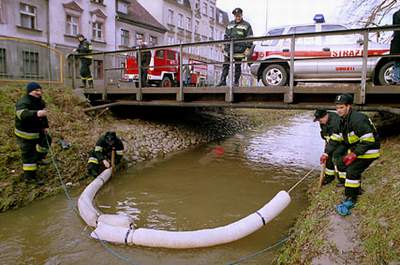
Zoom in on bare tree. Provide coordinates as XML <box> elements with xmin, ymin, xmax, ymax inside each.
<box><xmin>339</xmin><ymin>0</ymin><xmax>400</xmax><ymax>27</ymax></box>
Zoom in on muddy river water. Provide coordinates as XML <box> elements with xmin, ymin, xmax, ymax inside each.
<box><xmin>0</xmin><ymin>114</ymin><xmax>323</xmax><ymax>265</ymax></box>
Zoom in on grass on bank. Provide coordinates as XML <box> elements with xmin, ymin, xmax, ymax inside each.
<box><xmin>276</xmin><ymin>134</ymin><xmax>400</xmax><ymax>265</ymax></box>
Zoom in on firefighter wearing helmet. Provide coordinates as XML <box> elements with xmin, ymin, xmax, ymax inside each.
<box><xmin>75</xmin><ymin>34</ymin><xmax>94</xmax><ymax>88</ymax></box>
<box><xmin>217</xmin><ymin>7</ymin><xmax>253</xmax><ymax>87</ymax></box>
<box><xmin>334</xmin><ymin>94</ymin><xmax>380</xmax><ymax>216</ymax></box>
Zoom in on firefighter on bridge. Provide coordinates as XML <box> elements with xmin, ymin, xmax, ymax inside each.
<box><xmin>75</xmin><ymin>34</ymin><xmax>93</xmax><ymax>89</ymax></box>
<box><xmin>314</xmin><ymin>109</ymin><xmax>347</xmax><ymax>186</ymax></box>
<box><xmin>218</xmin><ymin>7</ymin><xmax>253</xmax><ymax>87</ymax></box>
<box><xmin>334</xmin><ymin>94</ymin><xmax>381</xmax><ymax>216</ymax></box>
<box><xmin>15</xmin><ymin>82</ymin><xmax>52</xmax><ymax>185</ymax></box>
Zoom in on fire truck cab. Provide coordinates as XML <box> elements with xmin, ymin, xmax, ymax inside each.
<box><xmin>123</xmin><ymin>49</ymin><xmax>208</xmax><ymax>87</ymax></box>
<box><xmin>251</xmin><ymin>15</ymin><xmax>392</xmax><ymax>86</ymax></box>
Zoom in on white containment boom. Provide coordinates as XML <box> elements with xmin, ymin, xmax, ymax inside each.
<box><xmin>78</xmin><ymin>168</ymin><xmax>291</xmax><ymax>249</ymax></box>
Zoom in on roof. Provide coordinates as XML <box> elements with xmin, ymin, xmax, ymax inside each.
<box><xmin>165</xmin><ymin>0</ymin><xmax>191</xmax><ymax>11</ymax></box>
<box><xmin>216</xmin><ymin>8</ymin><xmax>229</xmax><ymax>26</ymax></box>
<box><xmin>62</xmin><ymin>1</ymin><xmax>83</xmax><ymax>12</ymax></box>
<box><xmin>117</xmin><ymin>0</ymin><xmax>167</xmax><ymax>33</ymax></box>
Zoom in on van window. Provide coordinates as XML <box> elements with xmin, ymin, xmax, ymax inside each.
<box><xmin>321</xmin><ymin>24</ymin><xmax>357</xmax><ymax>45</ymax></box>
<box><xmin>262</xmin><ymin>28</ymin><xmax>285</xmax><ymax>46</ymax></box>
<box><xmin>288</xmin><ymin>25</ymin><xmax>316</xmax><ymax>34</ymax></box>
<box><xmin>155</xmin><ymin>50</ymin><xmax>164</xmax><ymax>59</ymax></box>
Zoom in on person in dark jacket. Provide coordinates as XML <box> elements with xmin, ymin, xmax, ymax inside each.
<box><xmin>15</xmin><ymin>82</ymin><xmax>52</xmax><ymax>185</ymax></box>
<box><xmin>217</xmin><ymin>8</ymin><xmax>253</xmax><ymax>87</ymax></box>
<box><xmin>334</xmin><ymin>94</ymin><xmax>380</xmax><ymax>216</ymax></box>
<box><xmin>136</xmin><ymin>37</ymin><xmax>151</xmax><ymax>87</ymax></box>
<box><xmin>87</xmin><ymin>131</ymin><xmax>124</xmax><ymax>178</ymax></box>
<box><xmin>75</xmin><ymin>34</ymin><xmax>93</xmax><ymax>88</ymax></box>
<box><xmin>390</xmin><ymin>9</ymin><xmax>400</xmax><ymax>84</ymax></box>
<box><xmin>314</xmin><ymin>109</ymin><xmax>347</xmax><ymax>186</ymax></box>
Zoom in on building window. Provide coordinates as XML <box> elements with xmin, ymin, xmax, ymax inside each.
<box><xmin>91</xmin><ymin>0</ymin><xmax>104</xmax><ymax>4</ymax></box>
<box><xmin>178</xmin><ymin>13</ymin><xmax>183</xmax><ymax>28</ymax></box>
<box><xmin>218</xmin><ymin>12</ymin><xmax>223</xmax><ymax>24</ymax></box>
<box><xmin>150</xmin><ymin>36</ymin><xmax>158</xmax><ymax>46</ymax></box>
<box><xmin>186</xmin><ymin>17</ymin><xmax>191</xmax><ymax>30</ymax></box>
<box><xmin>117</xmin><ymin>0</ymin><xmax>128</xmax><ymax>14</ymax></box>
<box><xmin>92</xmin><ymin>22</ymin><xmax>103</xmax><ymax>41</ymax></box>
<box><xmin>121</xmin><ymin>29</ymin><xmax>129</xmax><ymax>46</ymax></box>
<box><xmin>93</xmin><ymin>59</ymin><xmax>103</xmax><ymax>79</ymax></box>
<box><xmin>0</xmin><ymin>48</ymin><xmax>6</xmax><ymax>74</ymax></box>
<box><xmin>167</xmin><ymin>36</ymin><xmax>174</xmax><ymax>45</ymax></box>
<box><xmin>210</xmin><ymin>26</ymin><xmax>214</xmax><ymax>38</ymax></box>
<box><xmin>135</xmin><ymin>32</ymin><xmax>144</xmax><ymax>45</ymax></box>
<box><xmin>209</xmin><ymin>6</ymin><xmax>214</xmax><ymax>17</ymax></box>
<box><xmin>66</xmin><ymin>15</ymin><xmax>79</xmax><ymax>36</ymax></box>
<box><xmin>20</xmin><ymin>3</ymin><xmax>37</xmax><ymax>29</ymax></box>
<box><xmin>168</xmin><ymin>9</ymin><xmax>174</xmax><ymax>24</ymax></box>
<box><xmin>22</xmin><ymin>51</ymin><xmax>39</xmax><ymax>77</ymax></box>
<box><xmin>195</xmin><ymin>20</ymin><xmax>199</xmax><ymax>33</ymax></box>
<box><xmin>202</xmin><ymin>2</ymin><xmax>207</xmax><ymax>16</ymax></box>
<box><xmin>195</xmin><ymin>0</ymin><xmax>200</xmax><ymax>9</ymax></box>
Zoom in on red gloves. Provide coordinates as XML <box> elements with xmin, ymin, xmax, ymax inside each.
<box><xmin>320</xmin><ymin>153</ymin><xmax>328</xmax><ymax>165</ymax></box>
<box><xmin>343</xmin><ymin>152</ymin><xmax>357</xmax><ymax>166</ymax></box>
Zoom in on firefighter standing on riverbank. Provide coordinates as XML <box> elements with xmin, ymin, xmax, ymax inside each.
<box><xmin>75</xmin><ymin>34</ymin><xmax>93</xmax><ymax>88</ymax></box>
<box><xmin>86</xmin><ymin>131</ymin><xmax>124</xmax><ymax>178</ymax></box>
<box><xmin>314</xmin><ymin>109</ymin><xmax>347</xmax><ymax>186</ymax></box>
<box><xmin>15</xmin><ymin>82</ymin><xmax>52</xmax><ymax>185</ymax></box>
<box><xmin>334</xmin><ymin>94</ymin><xmax>380</xmax><ymax>216</ymax></box>
<box><xmin>217</xmin><ymin>8</ymin><xmax>253</xmax><ymax>87</ymax></box>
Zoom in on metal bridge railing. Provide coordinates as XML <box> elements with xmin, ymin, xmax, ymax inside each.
<box><xmin>71</xmin><ymin>24</ymin><xmax>400</xmax><ymax>105</ymax></box>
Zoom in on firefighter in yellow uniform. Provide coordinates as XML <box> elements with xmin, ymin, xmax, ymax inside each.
<box><xmin>314</xmin><ymin>109</ymin><xmax>347</xmax><ymax>186</ymax></box>
<box><xmin>217</xmin><ymin>8</ymin><xmax>253</xmax><ymax>87</ymax></box>
<box><xmin>15</xmin><ymin>82</ymin><xmax>52</xmax><ymax>185</ymax></box>
<box><xmin>334</xmin><ymin>94</ymin><xmax>380</xmax><ymax>216</ymax></box>
<box><xmin>76</xmin><ymin>34</ymin><xmax>93</xmax><ymax>88</ymax></box>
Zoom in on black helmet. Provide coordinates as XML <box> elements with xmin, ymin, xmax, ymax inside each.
<box><xmin>313</xmin><ymin>109</ymin><xmax>328</xmax><ymax>122</ymax></box>
<box><xmin>105</xmin><ymin>131</ymin><xmax>117</xmax><ymax>145</ymax></box>
<box><xmin>232</xmin><ymin>7</ymin><xmax>243</xmax><ymax>15</ymax></box>
<box><xmin>334</xmin><ymin>94</ymin><xmax>353</xmax><ymax>105</ymax></box>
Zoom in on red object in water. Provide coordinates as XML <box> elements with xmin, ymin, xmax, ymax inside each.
<box><xmin>214</xmin><ymin>146</ymin><xmax>225</xmax><ymax>156</ymax></box>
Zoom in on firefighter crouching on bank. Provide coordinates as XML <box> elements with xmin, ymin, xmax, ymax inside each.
<box><xmin>314</xmin><ymin>109</ymin><xmax>347</xmax><ymax>186</ymax></box>
<box><xmin>15</xmin><ymin>82</ymin><xmax>52</xmax><ymax>185</ymax></box>
<box><xmin>334</xmin><ymin>94</ymin><xmax>380</xmax><ymax>216</ymax></box>
<box><xmin>75</xmin><ymin>34</ymin><xmax>93</xmax><ymax>88</ymax></box>
<box><xmin>218</xmin><ymin>8</ymin><xmax>253</xmax><ymax>87</ymax></box>
<box><xmin>86</xmin><ymin>131</ymin><xmax>124</xmax><ymax>178</ymax></box>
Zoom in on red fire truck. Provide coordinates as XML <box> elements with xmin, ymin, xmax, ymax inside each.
<box><xmin>123</xmin><ymin>49</ymin><xmax>207</xmax><ymax>87</ymax></box>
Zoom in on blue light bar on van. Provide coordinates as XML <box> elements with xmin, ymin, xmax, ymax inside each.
<box><xmin>313</xmin><ymin>14</ymin><xmax>325</xmax><ymax>23</ymax></box>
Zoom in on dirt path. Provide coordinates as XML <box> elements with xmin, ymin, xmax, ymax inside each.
<box><xmin>311</xmin><ymin>212</ymin><xmax>363</xmax><ymax>265</ymax></box>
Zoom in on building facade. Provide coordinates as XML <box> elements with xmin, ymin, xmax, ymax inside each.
<box><xmin>0</xmin><ymin>0</ymin><xmax>236</xmax><ymax>85</ymax></box>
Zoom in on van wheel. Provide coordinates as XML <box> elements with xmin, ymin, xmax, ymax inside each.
<box><xmin>161</xmin><ymin>76</ymin><xmax>172</xmax><ymax>87</ymax></box>
<box><xmin>261</xmin><ymin>64</ymin><xmax>288</xmax><ymax>86</ymax></box>
<box><xmin>377</xmin><ymin>61</ymin><xmax>395</xmax><ymax>85</ymax></box>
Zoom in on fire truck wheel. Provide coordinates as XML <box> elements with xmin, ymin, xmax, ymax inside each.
<box><xmin>377</xmin><ymin>61</ymin><xmax>394</xmax><ymax>85</ymax></box>
<box><xmin>161</xmin><ymin>76</ymin><xmax>173</xmax><ymax>87</ymax></box>
<box><xmin>261</xmin><ymin>64</ymin><xmax>288</xmax><ymax>86</ymax></box>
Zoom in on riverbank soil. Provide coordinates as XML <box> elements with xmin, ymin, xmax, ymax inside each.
<box><xmin>277</xmin><ymin>121</ymin><xmax>400</xmax><ymax>265</ymax></box>
<box><xmin>0</xmin><ymin>83</ymin><xmax>296</xmax><ymax>212</ymax></box>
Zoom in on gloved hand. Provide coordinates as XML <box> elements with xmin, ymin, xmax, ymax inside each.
<box><xmin>103</xmin><ymin>160</ymin><xmax>110</xmax><ymax>168</ymax></box>
<box><xmin>343</xmin><ymin>152</ymin><xmax>357</xmax><ymax>166</ymax></box>
<box><xmin>320</xmin><ymin>153</ymin><xmax>328</xmax><ymax>165</ymax></box>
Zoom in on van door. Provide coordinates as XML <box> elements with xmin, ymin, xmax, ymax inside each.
<box><xmin>285</xmin><ymin>25</ymin><xmax>322</xmax><ymax>79</ymax></box>
<box><xmin>318</xmin><ymin>24</ymin><xmax>361</xmax><ymax>79</ymax></box>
